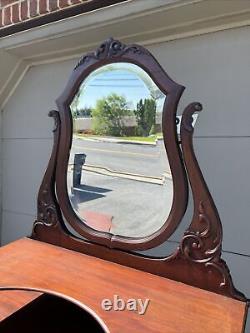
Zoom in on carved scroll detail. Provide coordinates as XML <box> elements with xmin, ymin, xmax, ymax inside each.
<box><xmin>35</xmin><ymin>186</ymin><xmax>58</xmax><ymax>227</ymax></box>
<box><xmin>49</xmin><ymin>110</ymin><xmax>60</xmax><ymax>132</ymax></box>
<box><xmin>180</xmin><ymin>200</ymin><xmax>221</xmax><ymax>263</ymax></box>
<box><xmin>75</xmin><ymin>38</ymin><xmax>143</xmax><ymax>69</ymax></box>
<box><xmin>33</xmin><ymin>111</ymin><xmax>61</xmax><ymax>234</ymax></box>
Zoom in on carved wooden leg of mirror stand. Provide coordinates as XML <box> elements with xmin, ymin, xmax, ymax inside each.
<box><xmin>33</xmin><ymin>110</ymin><xmax>63</xmax><ymax>231</ymax></box>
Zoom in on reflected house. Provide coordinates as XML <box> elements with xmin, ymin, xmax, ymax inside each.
<box><xmin>74</xmin><ymin>113</ymin><xmax>163</xmax><ymax>135</ymax></box>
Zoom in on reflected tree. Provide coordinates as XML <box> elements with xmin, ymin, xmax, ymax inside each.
<box><xmin>134</xmin><ymin>98</ymin><xmax>156</xmax><ymax>136</ymax></box>
<box><xmin>92</xmin><ymin>93</ymin><xmax>131</xmax><ymax>136</ymax></box>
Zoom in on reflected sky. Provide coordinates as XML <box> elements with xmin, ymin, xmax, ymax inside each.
<box><xmin>75</xmin><ymin>63</ymin><xmax>165</xmax><ymax>112</ymax></box>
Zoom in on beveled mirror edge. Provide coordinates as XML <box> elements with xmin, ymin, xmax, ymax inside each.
<box><xmin>31</xmin><ymin>38</ymin><xmax>246</xmax><ymax>302</ymax></box>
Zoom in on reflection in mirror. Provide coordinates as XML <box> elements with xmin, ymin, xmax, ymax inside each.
<box><xmin>68</xmin><ymin>63</ymin><xmax>173</xmax><ymax>238</ymax></box>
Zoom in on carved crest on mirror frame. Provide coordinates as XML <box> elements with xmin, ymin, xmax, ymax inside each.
<box><xmin>31</xmin><ymin>38</ymin><xmax>246</xmax><ymax>302</ymax></box>
<box><xmin>74</xmin><ymin>38</ymin><xmax>145</xmax><ymax>69</ymax></box>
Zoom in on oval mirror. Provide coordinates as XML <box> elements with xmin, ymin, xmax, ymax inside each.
<box><xmin>67</xmin><ymin>63</ymin><xmax>173</xmax><ymax>238</ymax></box>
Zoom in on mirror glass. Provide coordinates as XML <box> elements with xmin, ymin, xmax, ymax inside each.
<box><xmin>68</xmin><ymin>63</ymin><xmax>173</xmax><ymax>238</ymax></box>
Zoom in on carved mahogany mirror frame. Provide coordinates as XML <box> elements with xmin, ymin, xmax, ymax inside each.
<box><xmin>31</xmin><ymin>38</ymin><xmax>246</xmax><ymax>302</ymax></box>
<box><xmin>54</xmin><ymin>38</ymin><xmax>188</xmax><ymax>250</ymax></box>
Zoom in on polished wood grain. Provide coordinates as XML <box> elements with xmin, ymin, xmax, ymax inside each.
<box><xmin>0</xmin><ymin>238</ymin><xmax>247</xmax><ymax>333</ymax></box>
<box><xmin>0</xmin><ymin>290</ymin><xmax>41</xmax><ymax>321</ymax></box>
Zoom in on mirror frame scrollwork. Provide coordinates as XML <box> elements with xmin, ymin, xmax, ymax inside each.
<box><xmin>31</xmin><ymin>38</ymin><xmax>246</xmax><ymax>302</ymax></box>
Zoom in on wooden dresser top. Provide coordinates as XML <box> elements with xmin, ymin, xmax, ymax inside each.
<box><xmin>0</xmin><ymin>238</ymin><xmax>246</xmax><ymax>333</ymax></box>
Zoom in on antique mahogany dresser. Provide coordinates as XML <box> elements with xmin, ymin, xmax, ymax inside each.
<box><xmin>0</xmin><ymin>38</ymin><xmax>248</xmax><ymax>332</ymax></box>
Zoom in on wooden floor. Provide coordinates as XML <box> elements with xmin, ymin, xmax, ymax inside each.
<box><xmin>0</xmin><ymin>238</ymin><xmax>247</xmax><ymax>333</ymax></box>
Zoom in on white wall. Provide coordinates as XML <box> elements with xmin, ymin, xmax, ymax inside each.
<box><xmin>1</xmin><ymin>59</ymin><xmax>76</xmax><ymax>244</ymax></box>
<box><xmin>1</xmin><ymin>26</ymin><xmax>250</xmax><ymax>328</ymax></box>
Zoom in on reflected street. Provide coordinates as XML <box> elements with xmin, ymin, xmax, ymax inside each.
<box><xmin>67</xmin><ymin>137</ymin><xmax>172</xmax><ymax>237</ymax></box>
